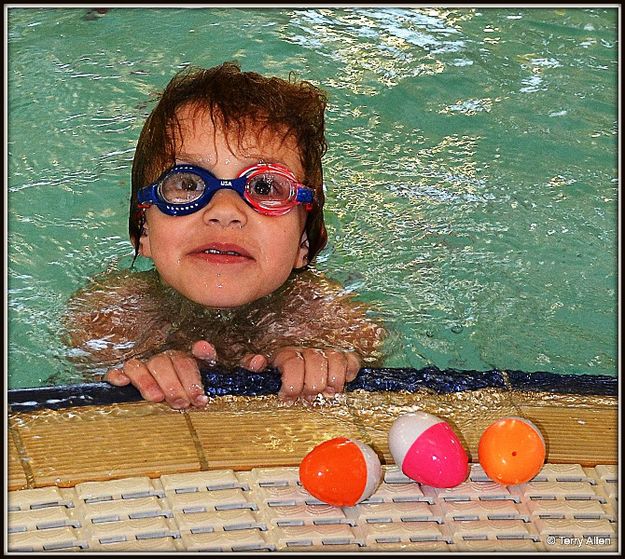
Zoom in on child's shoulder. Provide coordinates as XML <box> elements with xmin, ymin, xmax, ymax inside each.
<box><xmin>64</xmin><ymin>268</ymin><xmax>174</xmax><ymax>354</ymax></box>
<box><xmin>287</xmin><ymin>269</ymin><xmax>374</xmax><ymax>310</ymax></box>
<box><xmin>69</xmin><ymin>268</ymin><xmax>160</xmax><ymax>303</ymax></box>
<box><xmin>288</xmin><ymin>268</ymin><xmax>353</xmax><ymax>297</ymax></box>
<box><xmin>65</xmin><ymin>268</ymin><xmax>170</xmax><ymax>327</ymax></box>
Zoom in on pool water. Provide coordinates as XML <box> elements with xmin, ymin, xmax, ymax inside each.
<box><xmin>7</xmin><ymin>7</ymin><xmax>618</xmax><ymax>388</ymax></box>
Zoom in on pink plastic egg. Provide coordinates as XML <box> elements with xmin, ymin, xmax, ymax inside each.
<box><xmin>299</xmin><ymin>437</ymin><xmax>382</xmax><ymax>507</ymax></box>
<box><xmin>388</xmin><ymin>412</ymin><xmax>469</xmax><ymax>488</ymax></box>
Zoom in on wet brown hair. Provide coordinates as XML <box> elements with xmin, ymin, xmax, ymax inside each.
<box><xmin>129</xmin><ymin>61</ymin><xmax>328</xmax><ymax>265</ymax></box>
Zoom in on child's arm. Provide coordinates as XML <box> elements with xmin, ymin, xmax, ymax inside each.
<box><xmin>64</xmin><ymin>270</ymin><xmax>386</xmax><ymax>407</ymax></box>
<box><xmin>239</xmin><ymin>270</ymin><xmax>387</xmax><ymax>403</ymax></box>
<box><xmin>104</xmin><ymin>339</ymin><xmax>214</xmax><ymax>408</ymax></box>
<box><xmin>241</xmin><ymin>347</ymin><xmax>361</xmax><ymax>403</ymax></box>
<box><xmin>62</xmin><ymin>270</ymin><xmax>210</xmax><ymax>408</ymax></box>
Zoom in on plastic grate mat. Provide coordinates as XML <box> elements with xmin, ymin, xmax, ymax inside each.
<box><xmin>7</xmin><ymin>464</ymin><xmax>618</xmax><ymax>553</ymax></box>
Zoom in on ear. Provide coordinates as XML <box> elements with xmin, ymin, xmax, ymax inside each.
<box><xmin>138</xmin><ymin>223</ymin><xmax>153</xmax><ymax>258</ymax></box>
<box><xmin>293</xmin><ymin>230</ymin><xmax>310</xmax><ymax>269</ymax></box>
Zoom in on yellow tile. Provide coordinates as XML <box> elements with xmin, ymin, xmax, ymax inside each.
<box><xmin>7</xmin><ymin>431</ymin><xmax>29</xmax><ymax>491</ymax></box>
<box><xmin>517</xmin><ymin>405</ymin><xmax>617</xmax><ymax>466</ymax></box>
<box><xmin>188</xmin><ymin>402</ymin><xmax>364</xmax><ymax>470</ymax></box>
<box><xmin>13</xmin><ymin>403</ymin><xmax>201</xmax><ymax>487</ymax></box>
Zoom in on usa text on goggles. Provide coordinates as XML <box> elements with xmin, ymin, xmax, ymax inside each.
<box><xmin>137</xmin><ymin>163</ymin><xmax>314</xmax><ymax>217</ymax></box>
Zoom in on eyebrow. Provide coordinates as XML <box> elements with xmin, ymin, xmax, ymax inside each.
<box><xmin>175</xmin><ymin>153</ymin><xmax>292</xmax><ymax>169</ymax></box>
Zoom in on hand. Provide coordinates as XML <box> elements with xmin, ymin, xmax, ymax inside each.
<box><xmin>240</xmin><ymin>347</ymin><xmax>361</xmax><ymax>403</ymax></box>
<box><xmin>104</xmin><ymin>340</ymin><xmax>216</xmax><ymax>409</ymax></box>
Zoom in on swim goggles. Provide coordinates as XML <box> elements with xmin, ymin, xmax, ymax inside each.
<box><xmin>137</xmin><ymin>163</ymin><xmax>314</xmax><ymax>217</ymax></box>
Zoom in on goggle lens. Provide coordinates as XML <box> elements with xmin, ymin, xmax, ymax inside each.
<box><xmin>245</xmin><ymin>170</ymin><xmax>294</xmax><ymax>208</ymax></box>
<box><xmin>159</xmin><ymin>172</ymin><xmax>207</xmax><ymax>204</ymax></box>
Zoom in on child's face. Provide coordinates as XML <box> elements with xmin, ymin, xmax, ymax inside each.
<box><xmin>139</xmin><ymin>105</ymin><xmax>309</xmax><ymax>308</ymax></box>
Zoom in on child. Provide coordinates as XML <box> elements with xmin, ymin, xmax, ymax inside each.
<box><xmin>64</xmin><ymin>62</ymin><xmax>386</xmax><ymax>409</ymax></box>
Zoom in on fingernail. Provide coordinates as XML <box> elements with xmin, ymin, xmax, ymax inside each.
<box><xmin>194</xmin><ymin>394</ymin><xmax>208</xmax><ymax>407</ymax></box>
<box><xmin>251</xmin><ymin>355</ymin><xmax>264</xmax><ymax>369</ymax></box>
<box><xmin>145</xmin><ymin>390</ymin><xmax>164</xmax><ymax>402</ymax></box>
<box><xmin>173</xmin><ymin>399</ymin><xmax>189</xmax><ymax>409</ymax></box>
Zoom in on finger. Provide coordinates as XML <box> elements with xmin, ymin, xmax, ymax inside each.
<box><xmin>345</xmin><ymin>352</ymin><xmax>361</xmax><ymax>382</ymax></box>
<box><xmin>324</xmin><ymin>351</ymin><xmax>349</xmax><ymax>397</ymax></box>
<box><xmin>122</xmin><ymin>358</ymin><xmax>165</xmax><ymax>403</ymax></box>
<box><xmin>274</xmin><ymin>349</ymin><xmax>305</xmax><ymax>402</ymax></box>
<box><xmin>146</xmin><ymin>352</ymin><xmax>191</xmax><ymax>409</ymax></box>
<box><xmin>240</xmin><ymin>353</ymin><xmax>268</xmax><ymax>372</ymax></box>
<box><xmin>169</xmin><ymin>352</ymin><xmax>208</xmax><ymax>408</ymax></box>
<box><xmin>301</xmin><ymin>348</ymin><xmax>328</xmax><ymax>401</ymax></box>
<box><xmin>105</xmin><ymin>368</ymin><xmax>131</xmax><ymax>386</ymax></box>
<box><xmin>191</xmin><ymin>340</ymin><xmax>217</xmax><ymax>363</ymax></box>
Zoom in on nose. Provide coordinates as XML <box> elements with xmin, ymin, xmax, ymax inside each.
<box><xmin>202</xmin><ymin>188</ymin><xmax>249</xmax><ymax>228</ymax></box>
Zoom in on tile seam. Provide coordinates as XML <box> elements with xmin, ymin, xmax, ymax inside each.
<box><xmin>183</xmin><ymin>412</ymin><xmax>210</xmax><ymax>471</ymax></box>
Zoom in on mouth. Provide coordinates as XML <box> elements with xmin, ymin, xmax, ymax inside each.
<box><xmin>191</xmin><ymin>243</ymin><xmax>254</xmax><ymax>264</ymax></box>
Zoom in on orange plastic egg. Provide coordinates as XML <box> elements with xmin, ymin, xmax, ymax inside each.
<box><xmin>299</xmin><ymin>437</ymin><xmax>382</xmax><ymax>507</ymax></box>
<box><xmin>478</xmin><ymin>417</ymin><xmax>546</xmax><ymax>485</ymax></box>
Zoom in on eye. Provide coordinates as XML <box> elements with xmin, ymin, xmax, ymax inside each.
<box><xmin>247</xmin><ymin>173</ymin><xmax>291</xmax><ymax>200</ymax></box>
<box><xmin>160</xmin><ymin>172</ymin><xmax>206</xmax><ymax>203</ymax></box>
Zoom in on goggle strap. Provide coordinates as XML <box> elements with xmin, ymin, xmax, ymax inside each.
<box><xmin>296</xmin><ymin>188</ymin><xmax>314</xmax><ymax>204</ymax></box>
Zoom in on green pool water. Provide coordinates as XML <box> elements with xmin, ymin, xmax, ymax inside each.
<box><xmin>7</xmin><ymin>7</ymin><xmax>618</xmax><ymax>388</ymax></box>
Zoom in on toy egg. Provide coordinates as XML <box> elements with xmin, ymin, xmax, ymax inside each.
<box><xmin>478</xmin><ymin>416</ymin><xmax>546</xmax><ymax>485</ymax></box>
<box><xmin>299</xmin><ymin>437</ymin><xmax>382</xmax><ymax>507</ymax></box>
<box><xmin>388</xmin><ymin>412</ymin><xmax>469</xmax><ymax>488</ymax></box>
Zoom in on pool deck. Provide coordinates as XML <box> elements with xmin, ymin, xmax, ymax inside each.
<box><xmin>7</xmin><ymin>386</ymin><xmax>619</xmax><ymax>552</ymax></box>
